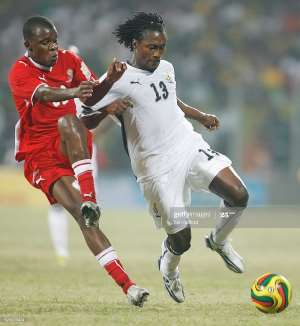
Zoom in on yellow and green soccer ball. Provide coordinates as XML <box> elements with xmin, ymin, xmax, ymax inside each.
<box><xmin>251</xmin><ymin>273</ymin><xmax>292</xmax><ymax>313</ymax></box>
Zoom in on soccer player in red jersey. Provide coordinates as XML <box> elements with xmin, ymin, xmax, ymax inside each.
<box><xmin>8</xmin><ymin>16</ymin><xmax>148</xmax><ymax>307</ymax></box>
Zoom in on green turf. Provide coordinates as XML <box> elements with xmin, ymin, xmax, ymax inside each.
<box><xmin>0</xmin><ymin>206</ymin><xmax>299</xmax><ymax>325</ymax></box>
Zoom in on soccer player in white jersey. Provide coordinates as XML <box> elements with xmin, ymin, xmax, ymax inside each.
<box><xmin>80</xmin><ymin>12</ymin><xmax>249</xmax><ymax>303</ymax></box>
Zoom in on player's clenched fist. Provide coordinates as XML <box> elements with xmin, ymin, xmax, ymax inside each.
<box><xmin>106</xmin><ymin>58</ymin><xmax>127</xmax><ymax>84</ymax></box>
<box><xmin>199</xmin><ymin>113</ymin><xmax>220</xmax><ymax>131</ymax></box>
<box><xmin>75</xmin><ymin>81</ymin><xmax>95</xmax><ymax>99</ymax></box>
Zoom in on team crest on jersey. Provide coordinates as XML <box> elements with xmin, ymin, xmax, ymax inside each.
<box><xmin>80</xmin><ymin>62</ymin><xmax>91</xmax><ymax>80</ymax></box>
<box><xmin>165</xmin><ymin>74</ymin><xmax>174</xmax><ymax>83</ymax></box>
<box><xmin>66</xmin><ymin>69</ymin><xmax>74</xmax><ymax>83</ymax></box>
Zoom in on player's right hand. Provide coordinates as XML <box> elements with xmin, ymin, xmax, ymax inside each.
<box><xmin>105</xmin><ymin>98</ymin><xmax>133</xmax><ymax>115</ymax></box>
<box><xmin>106</xmin><ymin>58</ymin><xmax>127</xmax><ymax>84</ymax></box>
<box><xmin>74</xmin><ymin>81</ymin><xmax>95</xmax><ymax>99</ymax></box>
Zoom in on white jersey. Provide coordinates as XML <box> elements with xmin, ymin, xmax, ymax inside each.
<box><xmin>80</xmin><ymin>60</ymin><xmax>203</xmax><ymax>181</ymax></box>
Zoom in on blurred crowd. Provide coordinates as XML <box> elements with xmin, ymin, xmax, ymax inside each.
<box><xmin>0</xmin><ymin>0</ymin><xmax>300</xmax><ymax>182</ymax></box>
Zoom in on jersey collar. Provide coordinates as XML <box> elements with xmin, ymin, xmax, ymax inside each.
<box><xmin>25</xmin><ymin>51</ymin><xmax>53</xmax><ymax>72</ymax></box>
<box><xmin>126</xmin><ymin>61</ymin><xmax>160</xmax><ymax>75</ymax></box>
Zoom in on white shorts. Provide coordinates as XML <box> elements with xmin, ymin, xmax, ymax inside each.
<box><xmin>139</xmin><ymin>137</ymin><xmax>232</xmax><ymax>234</ymax></box>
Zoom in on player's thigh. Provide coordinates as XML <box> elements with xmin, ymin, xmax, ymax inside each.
<box><xmin>187</xmin><ymin>145</ymin><xmax>232</xmax><ymax>192</ymax></box>
<box><xmin>24</xmin><ymin>144</ymin><xmax>74</xmax><ymax>204</ymax></box>
<box><xmin>139</xmin><ymin>174</ymin><xmax>189</xmax><ymax>234</ymax></box>
<box><xmin>55</xmin><ymin>124</ymin><xmax>94</xmax><ymax>161</ymax></box>
<box><xmin>51</xmin><ymin>176</ymin><xmax>82</xmax><ymax>222</ymax></box>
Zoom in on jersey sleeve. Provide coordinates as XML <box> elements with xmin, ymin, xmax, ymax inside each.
<box><xmin>8</xmin><ymin>61</ymin><xmax>47</xmax><ymax>105</ymax></box>
<box><xmin>69</xmin><ymin>51</ymin><xmax>97</xmax><ymax>86</ymax></box>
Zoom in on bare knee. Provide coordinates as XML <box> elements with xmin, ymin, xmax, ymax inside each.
<box><xmin>228</xmin><ymin>185</ymin><xmax>249</xmax><ymax>208</ymax></box>
<box><xmin>58</xmin><ymin>114</ymin><xmax>89</xmax><ymax>160</ymax></box>
<box><xmin>58</xmin><ymin>114</ymin><xmax>84</xmax><ymax>139</ymax></box>
<box><xmin>167</xmin><ymin>227</ymin><xmax>191</xmax><ymax>255</ymax></box>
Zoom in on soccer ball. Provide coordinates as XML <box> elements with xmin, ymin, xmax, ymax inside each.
<box><xmin>251</xmin><ymin>273</ymin><xmax>292</xmax><ymax>313</ymax></box>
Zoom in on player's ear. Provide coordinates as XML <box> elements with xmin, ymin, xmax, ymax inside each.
<box><xmin>24</xmin><ymin>40</ymin><xmax>31</xmax><ymax>50</ymax></box>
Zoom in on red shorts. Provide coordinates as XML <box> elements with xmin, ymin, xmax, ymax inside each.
<box><xmin>24</xmin><ymin>131</ymin><xmax>93</xmax><ymax>204</ymax></box>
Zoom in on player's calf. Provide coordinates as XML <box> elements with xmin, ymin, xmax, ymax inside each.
<box><xmin>96</xmin><ymin>247</ymin><xmax>150</xmax><ymax>307</ymax></box>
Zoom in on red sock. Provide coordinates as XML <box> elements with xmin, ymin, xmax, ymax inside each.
<box><xmin>96</xmin><ymin>247</ymin><xmax>135</xmax><ymax>294</ymax></box>
<box><xmin>72</xmin><ymin>159</ymin><xmax>96</xmax><ymax>203</ymax></box>
<box><xmin>104</xmin><ymin>260</ymin><xmax>135</xmax><ymax>294</ymax></box>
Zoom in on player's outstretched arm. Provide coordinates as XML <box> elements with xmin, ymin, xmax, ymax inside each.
<box><xmin>34</xmin><ymin>81</ymin><xmax>95</xmax><ymax>103</ymax></box>
<box><xmin>177</xmin><ymin>98</ymin><xmax>220</xmax><ymax>131</ymax></box>
<box><xmin>81</xmin><ymin>98</ymin><xmax>132</xmax><ymax>130</ymax></box>
<box><xmin>83</xmin><ymin>59</ymin><xmax>127</xmax><ymax>107</ymax></box>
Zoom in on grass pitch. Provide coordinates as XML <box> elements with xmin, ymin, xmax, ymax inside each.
<box><xmin>0</xmin><ymin>205</ymin><xmax>299</xmax><ymax>326</ymax></box>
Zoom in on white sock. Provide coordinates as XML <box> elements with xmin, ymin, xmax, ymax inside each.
<box><xmin>72</xmin><ymin>159</ymin><xmax>93</xmax><ymax>178</ymax></box>
<box><xmin>213</xmin><ymin>200</ymin><xmax>245</xmax><ymax>245</ymax></box>
<box><xmin>95</xmin><ymin>246</ymin><xmax>118</xmax><ymax>267</ymax></box>
<box><xmin>92</xmin><ymin>144</ymin><xmax>98</xmax><ymax>179</ymax></box>
<box><xmin>48</xmin><ymin>204</ymin><xmax>69</xmax><ymax>258</ymax></box>
<box><xmin>160</xmin><ymin>239</ymin><xmax>181</xmax><ymax>279</ymax></box>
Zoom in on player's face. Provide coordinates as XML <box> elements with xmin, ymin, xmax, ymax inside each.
<box><xmin>134</xmin><ymin>30</ymin><xmax>167</xmax><ymax>72</ymax></box>
<box><xmin>25</xmin><ymin>26</ymin><xmax>58</xmax><ymax>67</ymax></box>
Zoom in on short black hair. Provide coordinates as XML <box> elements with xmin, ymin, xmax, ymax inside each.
<box><xmin>23</xmin><ymin>16</ymin><xmax>55</xmax><ymax>40</ymax></box>
<box><xmin>113</xmin><ymin>12</ymin><xmax>165</xmax><ymax>51</ymax></box>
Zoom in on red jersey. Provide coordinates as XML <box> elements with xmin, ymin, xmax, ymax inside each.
<box><xmin>8</xmin><ymin>49</ymin><xmax>96</xmax><ymax>161</ymax></box>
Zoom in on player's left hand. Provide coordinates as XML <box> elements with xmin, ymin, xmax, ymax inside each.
<box><xmin>106</xmin><ymin>58</ymin><xmax>127</xmax><ymax>85</ymax></box>
<box><xmin>105</xmin><ymin>97</ymin><xmax>133</xmax><ymax>115</ymax></box>
<box><xmin>199</xmin><ymin>113</ymin><xmax>220</xmax><ymax>131</ymax></box>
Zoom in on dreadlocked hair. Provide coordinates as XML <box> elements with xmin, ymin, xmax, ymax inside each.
<box><xmin>113</xmin><ymin>12</ymin><xmax>165</xmax><ymax>51</ymax></box>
